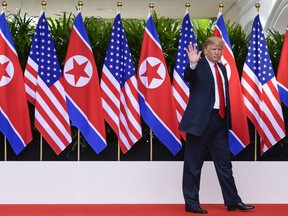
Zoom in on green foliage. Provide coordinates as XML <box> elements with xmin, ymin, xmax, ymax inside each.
<box><xmin>122</xmin><ymin>18</ymin><xmax>145</xmax><ymax>69</ymax></box>
<box><xmin>124</xmin><ymin>12</ymin><xmax>183</xmax><ymax>76</ymax></box>
<box><xmin>266</xmin><ymin>29</ymin><xmax>285</xmax><ymax>74</ymax></box>
<box><xmin>3</xmin><ymin>11</ymin><xmax>288</xmax><ymax>160</ymax></box>
<box><xmin>225</xmin><ymin>20</ymin><xmax>250</xmax><ymax>75</ymax></box>
<box><xmin>47</xmin><ymin>12</ymin><xmax>75</xmax><ymax>66</ymax></box>
<box><xmin>5</xmin><ymin>11</ymin><xmax>284</xmax><ymax>80</ymax></box>
<box><xmin>192</xmin><ymin>18</ymin><xmax>214</xmax><ymax>50</ymax></box>
<box><xmin>191</xmin><ymin>19</ymin><xmax>250</xmax><ymax>76</ymax></box>
<box><xmin>24</xmin><ymin>12</ymin><xmax>114</xmax><ymax>76</ymax></box>
<box><xmin>6</xmin><ymin>10</ymin><xmax>36</xmax><ymax>70</ymax></box>
<box><xmin>83</xmin><ymin>16</ymin><xmax>113</xmax><ymax>76</ymax></box>
<box><xmin>152</xmin><ymin>12</ymin><xmax>182</xmax><ymax>75</ymax></box>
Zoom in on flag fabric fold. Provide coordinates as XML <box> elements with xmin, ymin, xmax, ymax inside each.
<box><xmin>213</xmin><ymin>12</ymin><xmax>250</xmax><ymax>155</ymax></box>
<box><xmin>0</xmin><ymin>12</ymin><xmax>32</xmax><ymax>154</ymax></box>
<box><xmin>241</xmin><ymin>14</ymin><xmax>285</xmax><ymax>154</ymax></box>
<box><xmin>277</xmin><ymin>27</ymin><xmax>288</xmax><ymax>106</ymax></box>
<box><xmin>101</xmin><ymin>12</ymin><xmax>142</xmax><ymax>153</ymax></box>
<box><xmin>172</xmin><ymin>11</ymin><xmax>198</xmax><ymax>141</ymax></box>
<box><xmin>137</xmin><ymin>13</ymin><xmax>182</xmax><ymax>155</ymax></box>
<box><xmin>63</xmin><ymin>11</ymin><xmax>107</xmax><ymax>154</ymax></box>
<box><xmin>24</xmin><ymin>11</ymin><xmax>72</xmax><ymax>154</ymax></box>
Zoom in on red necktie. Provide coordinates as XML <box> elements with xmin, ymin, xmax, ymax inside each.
<box><xmin>214</xmin><ymin>63</ymin><xmax>225</xmax><ymax>118</ymax></box>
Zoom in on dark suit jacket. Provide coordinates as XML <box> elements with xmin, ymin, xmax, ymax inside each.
<box><xmin>179</xmin><ymin>57</ymin><xmax>231</xmax><ymax>136</ymax></box>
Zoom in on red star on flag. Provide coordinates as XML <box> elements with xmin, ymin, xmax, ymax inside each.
<box><xmin>141</xmin><ymin>61</ymin><xmax>163</xmax><ymax>86</ymax></box>
<box><xmin>0</xmin><ymin>61</ymin><xmax>10</xmax><ymax>81</ymax></box>
<box><xmin>65</xmin><ymin>58</ymin><xmax>89</xmax><ymax>85</ymax></box>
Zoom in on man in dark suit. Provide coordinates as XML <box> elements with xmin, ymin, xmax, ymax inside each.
<box><xmin>179</xmin><ymin>37</ymin><xmax>255</xmax><ymax>214</ymax></box>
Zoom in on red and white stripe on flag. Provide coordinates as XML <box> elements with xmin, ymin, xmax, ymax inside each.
<box><xmin>24</xmin><ymin>11</ymin><xmax>71</xmax><ymax>154</ymax></box>
<box><xmin>241</xmin><ymin>14</ymin><xmax>285</xmax><ymax>154</ymax></box>
<box><xmin>25</xmin><ymin>58</ymin><xmax>72</xmax><ymax>154</ymax></box>
<box><xmin>172</xmin><ymin>11</ymin><xmax>198</xmax><ymax>141</ymax></box>
<box><xmin>101</xmin><ymin>13</ymin><xmax>142</xmax><ymax>153</ymax></box>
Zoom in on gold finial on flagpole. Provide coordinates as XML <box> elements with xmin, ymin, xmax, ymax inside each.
<box><xmin>78</xmin><ymin>1</ymin><xmax>83</xmax><ymax>11</ymax></box>
<box><xmin>2</xmin><ymin>1</ymin><xmax>7</xmax><ymax>12</ymax></box>
<box><xmin>185</xmin><ymin>2</ymin><xmax>190</xmax><ymax>12</ymax></box>
<box><xmin>219</xmin><ymin>2</ymin><xmax>224</xmax><ymax>13</ymax></box>
<box><xmin>117</xmin><ymin>1</ymin><xmax>122</xmax><ymax>12</ymax></box>
<box><xmin>149</xmin><ymin>2</ymin><xmax>154</xmax><ymax>13</ymax></box>
<box><xmin>255</xmin><ymin>3</ymin><xmax>260</xmax><ymax>13</ymax></box>
<box><xmin>41</xmin><ymin>0</ymin><xmax>47</xmax><ymax>10</ymax></box>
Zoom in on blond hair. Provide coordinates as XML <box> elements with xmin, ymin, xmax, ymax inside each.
<box><xmin>203</xmin><ymin>37</ymin><xmax>224</xmax><ymax>49</ymax></box>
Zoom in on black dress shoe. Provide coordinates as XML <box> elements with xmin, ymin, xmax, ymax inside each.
<box><xmin>227</xmin><ymin>202</ymin><xmax>255</xmax><ymax>211</ymax></box>
<box><xmin>185</xmin><ymin>206</ymin><xmax>208</xmax><ymax>214</ymax></box>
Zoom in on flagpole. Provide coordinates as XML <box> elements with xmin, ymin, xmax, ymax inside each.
<box><xmin>41</xmin><ymin>0</ymin><xmax>47</xmax><ymax>10</ymax></box>
<box><xmin>117</xmin><ymin>1</ymin><xmax>122</xmax><ymax>162</ymax></box>
<box><xmin>2</xmin><ymin>0</ymin><xmax>7</xmax><ymax>11</ymax></box>
<box><xmin>255</xmin><ymin>3</ymin><xmax>260</xmax><ymax>12</ymax></box>
<box><xmin>117</xmin><ymin>1</ymin><xmax>122</xmax><ymax>12</ymax></box>
<box><xmin>218</xmin><ymin>2</ymin><xmax>224</xmax><ymax>13</ymax></box>
<box><xmin>254</xmin><ymin>128</ymin><xmax>258</xmax><ymax>161</ymax></box>
<box><xmin>254</xmin><ymin>3</ymin><xmax>260</xmax><ymax>161</ymax></box>
<box><xmin>149</xmin><ymin>2</ymin><xmax>154</xmax><ymax>161</ymax></box>
<box><xmin>38</xmin><ymin>0</ymin><xmax>47</xmax><ymax>162</ymax></box>
<box><xmin>4</xmin><ymin>137</ymin><xmax>7</xmax><ymax>161</ymax></box>
<box><xmin>149</xmin><ymin>129</ymin><xmax>153</xmax><ymax>161</ymax></box>
<box><xmin>117</xmin><ymin>142</ymin><xmax>121</xmax><ymax>161</ymax></box>
<box><xmin>77</xmin><ymin>130</ymin><xmax>81</xmax><ymax>161</ymax></box>
<box><xmin>75</xmin><ymin>1</ymin><xmax>84</xmax><ymax>162</ymax></box>
<box><xmin>185</xmin><ymin>2</ymin><xmax>190</xmax><ymax>12</ymax></box>
<box><xmin>78</xmin><ymin>0</ymin><xmax>83</xmax><ymax>11</ymax></box>
<box><xmin>40</xmin><ymin>134</ymin><xmax>43</xmax><ymax>161</ymax></box>
<box><xmin>149</xmin><ymin>2</ymin><xmax>154</xmax><ymax>14</ymax></box>
<box><xmin>2</xmin><ymin>1</ymin><xmax>7</xmax><ymax>161</ymax></box>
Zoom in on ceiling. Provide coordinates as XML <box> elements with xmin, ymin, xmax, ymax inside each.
<box><xmin>4</xmin><ymin>0</ymin><xmax>237</xmax><ymax>19</ymax></box>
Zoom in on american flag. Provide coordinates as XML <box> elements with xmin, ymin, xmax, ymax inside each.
<box><xmin>172</xmin><ymin>11</ymin><xmax>198</xmax><ymax>140</ymax></box>
<box><xmin>101</xmin><ymin>12</ymin><xmax>142</xmax><ymax>153</ymax></box>
<box><xmin>213</xmin><ymin>12</ymin><xmax>250</xmax><ymax>155</ymax></box>
<box><xmin>24</xmin><ymin>11</ymin><xmax>72</xmax><ymax>154</ymax></box>
<box><xmin>241</xmin><ymin>14</ymin><xmax>285</xmax><ymax>154</ymax></box>
<box><xmin>277</xmin><ymin>27</ymin><xmax>288</xmax><ymax>106</ymax></box>
<box><xmin>0</xmin><ymin>12</ymin><xmax>32</xmax><ymax>154</ymax></box>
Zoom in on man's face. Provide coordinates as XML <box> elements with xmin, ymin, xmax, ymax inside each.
<box><xmin>204</xmin><ymin>44</ymin><xmax>223</xmax><ymax>63</ymax></box>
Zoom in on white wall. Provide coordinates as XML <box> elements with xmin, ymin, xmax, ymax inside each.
<box><xmin>224</xmin><ymin>0</ymin><xmax>288</xmax><ymax>34</ymax></box>
<box><xmin>0</xmin><ymin>161</ymin><xmax>287</xmax><ymax>204</ymax></box>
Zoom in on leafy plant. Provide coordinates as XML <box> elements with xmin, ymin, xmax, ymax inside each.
<box><xmin>225</xmin><ymin>20</ymin><xmax>250</xmax><ymax>75</ymax></box>
<box><xmin>192</xmin><ymin>18</ymin><xmax>214</xmax><ymax>50</ymax></box>
<box><xmin>152</xmin><ymin>12</ymin><xmax>182</xmax><ymax>75</ymax></box>
<box><xmin>266</xmin><ymin>29</ymin><xmax>284</xmax><ymax>74</ymax></box>
<box><xmin>6</xmin><ymin>10</ymin><xmax>36</xmax><ymax>70</ymax></box>
<box><xmin>4</xmin><ymin>11</ymin><xmax>287</xmax><ymax>161</ymax></box>
<box><xmin>123</xmin><ymin>18</ymin><xmax>145</xmax><ymax>70</ymax></box>
<box><xmin>84</xmin><ymin>16</ymin><xmax>113</xmax><ymax>76</ymax></box>
<box><xmin>47</xmin><ymin>12</ymin><xmax>75</xmax><ymax>66</ymax></box>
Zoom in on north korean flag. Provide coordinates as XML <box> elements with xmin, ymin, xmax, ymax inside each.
<box><xmin>63</xmin><ymin>11</ymin><xmax>107</xmax><ymax>153</ymax></box>
<box><xmin>0</xmin><ymin>12</ymin><xmax>32</xmax><ymax>154</ymax></box>
<box><xmin>213</xmin><ymin>12</ymin><xmax>250</xmax><ymax>155</ymax></box>
<box><xmin>137</xmin><ymin>13</ymin><xmax>182</xmax><ymax>155</ymax></box>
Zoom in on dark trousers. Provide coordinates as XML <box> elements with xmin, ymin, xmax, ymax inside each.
<box><xmin>182</xmin><ymin>111</ymin><xmax>242</xmax><ymax>208</ymax></box>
